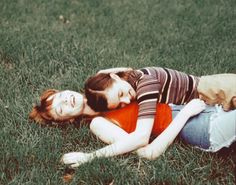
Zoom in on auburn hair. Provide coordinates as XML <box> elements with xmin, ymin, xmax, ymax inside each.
<box><xmin>84</xmin><ymin>70</ymin><xmax>134</xmax><ymax>112</ymax></box>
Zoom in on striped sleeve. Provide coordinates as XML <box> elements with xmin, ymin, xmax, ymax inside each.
<box><xmin>136</xmin><ymin>75</ymin><xmax>161</xmax><ymax>119</ymax></box>
<box><xmin>135</xmin><ymin>67</ymin><xmax>199</xmax><ymax>119</ymax></box>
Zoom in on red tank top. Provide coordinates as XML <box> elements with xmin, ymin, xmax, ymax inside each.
<box><xmin>103</xmin><ymin>102</ymin><xmax>172</xmax><ymax>136</ymax></box>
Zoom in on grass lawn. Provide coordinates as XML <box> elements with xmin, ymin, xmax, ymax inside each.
<box><xmin>0</xmin><ymin>0</ymin><xmax>236</xmax><ymax>184</ymax></box>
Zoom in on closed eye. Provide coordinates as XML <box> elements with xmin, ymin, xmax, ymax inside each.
<box><xmin>119</xmin><ymin>91</ymin><xmax>123</xmax><ymax>97</ymax></box>
<box><xmin>56</xmin><ymin>107</ymin><xmax>63</xmax><ymax>115</ymax></box>
<box><xmin>128</xmin><ymin>90</ymin><xmax>131</xmax><ymax>97</ymax></box>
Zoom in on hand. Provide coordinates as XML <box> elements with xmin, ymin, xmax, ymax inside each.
<box><xmin>182</xmin><ymin>99</ymin><xmax>206</xmax><ymax>117</ymax></box>
<box><xmin>136</xmin><ymin>145</ymin><xmax>156</xmax><ymax>160</ymax></box>
<box><xmin>61</xmin><ymin>152</ymin><xmax>92</xmax><ymax>168</ymax></box>
<box><xmin>97</xmin><ymin>67</ymin><xmax>133</xmax><ymax>74</ymax></box>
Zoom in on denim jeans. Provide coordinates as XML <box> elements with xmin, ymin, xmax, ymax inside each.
<box><xmin>171</xmin><ymin>105</ymin><xmax>236</xmax><ymax>152</ymax></box>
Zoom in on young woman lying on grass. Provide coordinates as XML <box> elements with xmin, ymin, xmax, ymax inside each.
<box><xmin>86</xmin><ymin>67</ymin><xmax>236</xmax><ymax>113</ymax></box>
<box><xmin>29</xmin><ymin>89</ymin><xmax>236</xmax><ymax>168</ymax></box>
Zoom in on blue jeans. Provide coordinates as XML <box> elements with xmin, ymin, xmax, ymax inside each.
<box><xmin>171</xmin><ymin>105</ymin><xmax>236</xmax><ymax>152</ymax></box>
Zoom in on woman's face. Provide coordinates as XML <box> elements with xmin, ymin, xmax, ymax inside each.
<box><xmin>103</xmin><ymin>74</ymin><xmax>136</xmax><ymax>109</ymax></box>
<box><xmin>48</xmin><ymin>90</ymin><xmax>85</xmax><ymax>120</ymax></box>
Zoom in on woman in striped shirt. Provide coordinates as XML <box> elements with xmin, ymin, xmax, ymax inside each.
<box><xmin>85</xmin><ymin>67</ymin><xmax>199</xmax><ymax>115</ymax></box>
<box><xmin>79</xmin><ymin>67</ymin><xmax>235</xmax><ymax>167</ymax></box>
<box><xmin>85</xmin><ymin>67</ymin><xmax>236</xmax><ymax>113</ymax></box>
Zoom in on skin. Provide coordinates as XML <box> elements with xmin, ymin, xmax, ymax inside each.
<box><xmin>39</xmin><ymin>90</ymin><xmax>207</xmax><ymax>167</ymax></box>
<box><xmin>61</xmin><ymin>99</ymin><xmax>206</xmax><ymax>168</ymax></box>
<box><xmin>103</xmin><ymin>73</ymin><xmax>136</xmax><ymax>109</ymax></box>
<box><xmin>43</xmin><ymin>90</ymin><xmax>206</xmax><ymax>167</ymax></box>
<box><xmin>97</xmin><ymin>67</ymin><xmax>133</xmax><ymax>74</ymax></box>
<box><xmin>48</xmin><ymin>90</ymin><xmax>85</xmax><ymax>120</ymax></box>
<box><xmin>35</xmin><ymin>68</ymin><xmax>236</xmax><ymax>167</ymax></box>
<box><xmin>91</xmin><ymin>99</ymin><xmax>206</xmax><ymax>159</ymax></box>
<box><xmin>47</xmin><ymin>90</ymin><xmax>97</xmax><ymax>121</ymax></box>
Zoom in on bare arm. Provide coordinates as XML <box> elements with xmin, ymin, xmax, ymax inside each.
<box><xmin>97</xmin><ymin>67</ymin><xmax>133</xmax><ymax>74</ymax></box>
<box><xmin>91</xmin><ymin>118</ymin><xmax>153</xmax><ymax>157</ymax></box>
<box><xmin>62</xmin><ymin>118</ymin><xmax>154</xmax><ymax>167</ymax></box>
<box><xmin>89</xmin><ymin>116</ymin><xmax>129</xmax><ymax>144</ymax></box>
<box><xmin>136</xmin><ymin>99</ymin><xmax>206</xmax><ymax>160</ymax></box>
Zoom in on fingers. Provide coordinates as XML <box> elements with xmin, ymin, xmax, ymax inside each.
<box><xmin>194</xmin><ymin>99</ymin><xmax>206</xmax><ymax>110</ymax></box>
<box><xmin>61</xmin><ymin>156</ymin><xmax>73</xmax><ymax>165</ymax></box>
<box><xmin>61</xmin><ymin>153</ymin><xmax>80</xmax><ymax>168</ymax></box>
<box><xmin>61</xmin><ymin>152</ymin><xmax>80</xmax><ymax>165</ymax></box>
<box><xmin>198</xmin><ymin>99</ymin><xmax>206</xmax><ymax>110</ymax></box>
<box><xmin>71</xmin><ymin>163</ymin><xmax>81</xmax><ymax>168</ymax></box>
<box><xmin>185</xmin><ymin>99</ymin><xmax>206</xmax><ymax>116</ymax></box>
<box><xmin>61</xmin><ymin>152</ymin><xmax>90</xmax><ymax>168</ymax></box>
<box><xmin>192</xmin><ymin>99</ymin><xmax>206</xmax><ymax>108</ymax></box>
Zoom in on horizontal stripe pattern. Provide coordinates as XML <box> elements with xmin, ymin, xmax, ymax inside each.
<box><xmin>131</xmin><ymin>67</ymin><xmax>199</xmax><ymax>119</ymax></box>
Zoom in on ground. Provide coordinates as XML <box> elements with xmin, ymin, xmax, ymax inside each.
<box><xmin>0</xmin><ymin>0</ymin><xmax>235</xmax><ymax>184</ymax></box>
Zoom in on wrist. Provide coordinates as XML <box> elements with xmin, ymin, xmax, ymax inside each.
<box><xmin>87</xmin><ymin>153</ymin><xmax>94</xmax><ymax>160</ymax></box>
<box><xmin>179</xmin><ymin>107</ymin><xmax>193</xmax><ymax>118</ymax></box>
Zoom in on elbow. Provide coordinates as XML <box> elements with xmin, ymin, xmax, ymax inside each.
<box><xmin>89</xmin><ymin>117</ymin><xmax>103</xmax><ymax>132</ymax></box>
<box><xmin>134</xmin><ymin>132</ymin><xmax>150</xmax><ymax>147</ymax></box>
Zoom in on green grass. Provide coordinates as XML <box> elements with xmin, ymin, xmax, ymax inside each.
<box><xmin>0</xmin><ymin>0</ymin><xmax>236</xmax><ymax>184</ymax></box>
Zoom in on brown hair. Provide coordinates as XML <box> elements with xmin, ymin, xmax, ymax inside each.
<box><xmin>85</xmin><ymin>70</ymin><xmax>134</xmax><ymax>112</ymax></box>
<box><xmin>29</xmin><ymin>89</ymin><xmax>78</xmax><ymax>125</ymax></box>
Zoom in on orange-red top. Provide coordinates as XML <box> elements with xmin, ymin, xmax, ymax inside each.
<box><xmin>103</xmin><ymin>102</ymin><xmax>172</xmax><ymax>136</ymax></box>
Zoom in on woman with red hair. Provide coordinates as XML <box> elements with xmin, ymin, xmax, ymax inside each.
<box><xmin>30</xmin><ymin>89</ymin><xmax>236</xmax><ymax>167</ymax></box>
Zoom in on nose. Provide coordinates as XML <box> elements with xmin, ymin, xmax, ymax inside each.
<box><xmin>128</xmin><ymin>89</ymin><xmax>133</xmax><ymax>100</ymax></box>
<box><xmin>63</xmin><ymin>97</ymin><xmax>68</xmax><ymax>104</ymax></box>
<box><xmin>120</xmin><ymin>96</ymin><xmax>130</xmax><ymax>104</ymax></box>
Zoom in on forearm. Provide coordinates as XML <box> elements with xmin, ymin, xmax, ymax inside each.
<box><xmin>97</xmin><ymin>67</ymin><xmax>133</xmax><ymax>74</ymax></box>
<box><xmin>62</xmin><ymin>118</ymin><xmax>154</xmax><ymax>167</ymax></box>
<box><xmin>88</xmin><ymin>132</ymin><xmax>148</xmax><ymax>159</ymax></box>
<box><xmin>62</xmin><ymin>100</ymin><xmax>205</xmax><ymax>167</ymax></box>
<box><xmin>89</xmin><ymin>118</ymin><xmax>154</xmax><ymax>159</ymax></box>
<box><xmin>148</xmin><ymin>111</ymin><xmax>191</xmax><ymax>158</ymax></box>
<box><xmin>136</xmin><ymin>112</ymin><xmax>191</xmax><ymax>160</ymax></box>
<box><xmin>138</xmin><ymin>99</ymin><xmax>206</xmax><ymax>160</ymax></box>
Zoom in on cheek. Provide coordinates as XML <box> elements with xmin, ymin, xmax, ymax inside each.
<box><xmin>61</xmin><ymin>106</ymin><xmax>73</xmax><ymax>116</ymax></box>
<box><xmin>49</xmin><ymin>111</ymin><xmax>60</xmax><ymax>121</ymax></box>
<box><xmin>113</xmin><ymin>98</ymin><xmax>120</xmax><ymax>108</ymax></box>
<box><xmin>107</xmin><ymin>98</ymin><xmax>119</xmax><ymax>109</ymax></box>
<box><xmin>64</xmin><ymin>109</ymin><xmax>75</xmax><ymax>116</ymax></box>
<box><xmin>131</xmin><ymin>89</ymin><xmax>136</xmax><ymax>96</ymax></box>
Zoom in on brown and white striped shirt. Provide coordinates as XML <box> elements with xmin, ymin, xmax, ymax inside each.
<box><xmin>127</xmin><ymin>67</ymin><xmax>200</xmax><ymax>119</ymax></box>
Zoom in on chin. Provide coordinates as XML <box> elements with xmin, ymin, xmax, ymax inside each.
<box><xmin>73</xmin><ymin>107</ymin><xmax>83</xmax><ymax>115</ymax></box>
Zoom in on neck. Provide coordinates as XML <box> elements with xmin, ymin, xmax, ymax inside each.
<box><xmin>82</xmin><ymin>100</ymin><xmax>99</xmax><ymax>116</ymax></box>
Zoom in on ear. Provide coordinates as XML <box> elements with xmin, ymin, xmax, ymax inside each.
<box><xmin>109</xmin><ymin>73</ymin><xmax>120</xmax><ymax>81</ymax></box>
